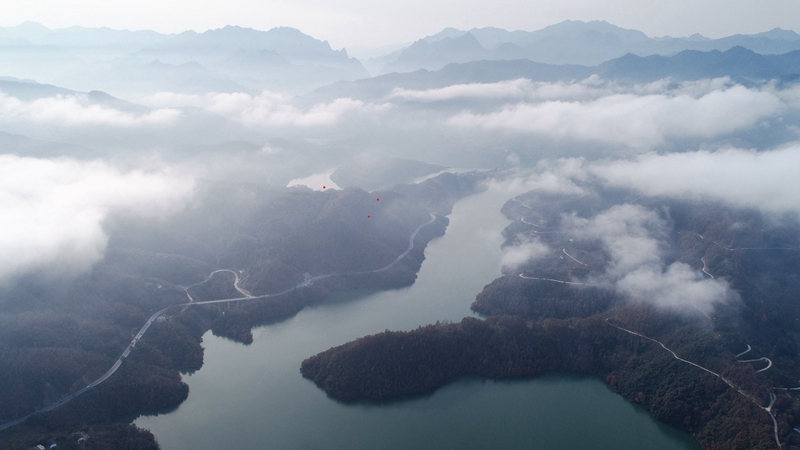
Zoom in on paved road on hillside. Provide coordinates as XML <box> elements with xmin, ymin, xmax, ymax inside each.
<box><xmin>607</xmin><ymin>319</ymin><xmax>782</xmax><ymax>448</ymax></box>
<box><xmin>0</xmin><ymin>214</ymin><xmax>437</xmax><ymax>432</ymax></box>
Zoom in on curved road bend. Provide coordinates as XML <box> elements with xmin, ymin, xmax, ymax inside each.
<box><xmin>511</xmin><ymin>197</ymin><xmax>532</xmax><ymax>210</ymax></box>
<box><xmin>183</xmin><ymin>269</ymin><xmax>254</xmax><ymax>302</ymax></box>
<box><xmin>701</xmin><ymin>257</ymin><xmax>715</xmax><ymax>279</ymax></box>
<box><xmin>735</xmin><ymin>345</ymin><xmax>773</xmax><ymax>373</ymax></box>
<box><xmin>520</xmin><ymin>217</ymin><xmax>540</xmax><ymax>227</ymax></box>
<box><xmin>0</xmin><ymin>213</ymin><xmax>438</xmax><ymax>432</ymax></box>
<box><xmin>606</xmin><ymin>319</ymin><xmax>782</xmax><ymax>448</ymax></box>
<box><xmin>739</xmin><ymin>357</ymin><xmax>773</xmax><ymax>373</ymax></box>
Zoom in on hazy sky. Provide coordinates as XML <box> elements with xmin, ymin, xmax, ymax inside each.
<box><xmin>2</xmin><ymin>0</ymin><xmax>799</xmax><ymax>49</ymax></box>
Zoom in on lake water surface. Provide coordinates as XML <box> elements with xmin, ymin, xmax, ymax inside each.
<box><xmin>135</xmin><ymin>185</ymin><xmax>701</xmax><ymax>450</ymax></box>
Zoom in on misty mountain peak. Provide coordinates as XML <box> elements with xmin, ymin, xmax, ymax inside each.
<box><xmin>532</xmin><ymin>19</ymin><xmax>650</xmax><ymax>43</ymax></box>
<box><xmin>401</xmin><ymin>33</ymin><xmax>485</xmax><ymax>58</ymax></box>
<box><xmin>0</xmin><ymin>21</ymin><xmax>51</xmax><ymax>41</ymax></box>
<box><xmin>685</xmin><ymin>33</ymin><xmax>710</xmax><ymax>42</ymax></box>
<box><xmin>753</xmin><ymin>27</ymin><xmax>800</xmax><ymax>41</ymax></box>
<box><xmin>423</xmin><ymin>27</ymin><xmax>467</xmax><ymax>43</ymax></box>
<box><xmin>15</xmin><ymin>21</ymin><xmax>50</xmax><ymax>32</ymax></box>
<box><xmin>384</xmin><ymin>32</ymin><xmax>486</xmax><ymax>72</ymax></box>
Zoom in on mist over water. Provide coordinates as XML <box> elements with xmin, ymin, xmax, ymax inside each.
<box><xmin>135</xmin><ymin>188</ymin><xmax>698</xmax><ymax>450</ymax></box>
<box><xmin>286</xmin><ymin>170</ymin><xmax>340</xmax><ymax>190</ymax></box>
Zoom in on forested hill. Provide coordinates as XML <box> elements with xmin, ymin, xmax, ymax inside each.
<box><xmin>301</xmin><ymin>183</ymin><xmax>800</xmax><ymax>450</ymax></box>
<box><xmin>0</xmin><ymin>171</ymin><xmax>487</xmax><ymax>450</ymax></box>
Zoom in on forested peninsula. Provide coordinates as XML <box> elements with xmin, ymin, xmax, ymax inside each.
<box><xmin>302</xmin><ymin>184</ymin><xmax>800</xmax><ymax>450</ymax></box>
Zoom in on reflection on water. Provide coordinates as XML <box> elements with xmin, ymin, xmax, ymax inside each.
<box><xmin>135</xmin><ymin>186</ymin><xmax>700</xmax><ymax>450</ymax></box>
<box><xmin>286</xmin><ymin>169</ymin><xmax>340</xmax><ymax>191</ymax></box>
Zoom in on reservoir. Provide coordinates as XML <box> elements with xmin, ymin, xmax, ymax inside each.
<box><xmin>135</xmin><ymin>184</ymin><xmax>701</xmax><ymax>450</ymax></box>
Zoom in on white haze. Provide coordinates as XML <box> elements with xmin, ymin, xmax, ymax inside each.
<box><xmin>0</xmin><ymin>90</ymin><xmax>401</xmax><ymax>151</ymax></box>
<box><xmin>391</xmin><ymin>76</ymin><xmax>736</xmax><ymax>103</ymax></box>
<box><xmin>484</xmin><ymin>159</ymin><xmax>588</xmax><ymax>196</ymax></box>
<box><xmin>0</xmin><ymin>93</ymin><xmax>181</xmax><ymax>126</ymax></box>
<box><xmin>71</xmin><ymin>78</ymin><xmax>796</xmax><ymax>152</ymax></box>
<box><xmin>1</xmin><ymin>69</ymin><xmax>799</xmax><ymax>292</ymax></box>
<box><xmin>207</xmin><ymin>92</ymin><xmax>390</xmax><ymax>127</ymax></box>
<box><xmin>142</xmin><ymin>91</ymin><xmax>392</xmax><ymax>128</ymax></box>
<box><xmin>501</xmin><ymin>236</ymin><xmax>550</xmax><ymax>270</ymax></box>
<box><xmin>564</xmin><ymin>204</ymin><xmax>733</xmax><ymax>314</ymax></box>
<box><xmin>491</xmin><ymin>139</ymin><xmax>800</xmax><ymax>314</ymax></box>
<box><xmin>0</xmin><ymin>155</ymin><xmax>194</xmax><ymax>280</ymax></box>
<box><xmin>449</xmin><ymin>84</ymin><xmax>781</xmax><ymax>149</ymax></box>
<box><xmin>593</xmin><ymin>144</ymin><xmax>800</xmax><ymax>215</ymax></box>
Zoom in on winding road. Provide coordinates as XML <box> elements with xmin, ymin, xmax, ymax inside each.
<box><xmin>607</xmin><ymin>319</ymin><xmax>782</xmax><ymax>448</ymax></box>
<box><xmin>562</xmin><ymin>248</ymin><xmax>587</xmax><ymax>266</ymax></box>
<box><xmin>700</xmin><ymin>257</ymin><xmax>715</xmax><ymax>279</ymax></box>
<box><xmin>519</xmin><ymin>273</ymin><xmax>594</xmax><ymax>286</ymax></box>
<box><xmin>734</xmin><ymin>345</ymin><xmax>773</xmax><ymax>373</ymax></box>
<box><xmin>690</xmin><ymin>232</ymin><xmax>799</xmax><ymax>252</ymax></box>
<box><xmin>512</xmin><ymin>197</ymin><xmax>547</xmax><ymax>229</ymax></box>
<box><xmin>0</xmin><ymin>213</ymin><xmax>438</xmax><ymax>432</ymax></box>
<box><xmin>738</xmin><ymin>357</ymin><xmax>773</xmax><ymax>373</ymax></box>
<box><xmin>520</xmin><ymin>217</ymin><xmax>544</xmax><ymax>227</ymax></box>
<box><xmin>184</xmin><ymin>269</ymin><xmax>254</xmax><ymax>302</ymax></box>
<box><xmin>511</xmin><ymin>197</ymin><xmax>532</xmax><ymax>210</ymax></box>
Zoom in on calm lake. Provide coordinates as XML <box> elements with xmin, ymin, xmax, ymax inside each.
<box><xmin>135</xmin><ymin>184</ymin><xmax>701</xmax><ymax>450</ymax></box>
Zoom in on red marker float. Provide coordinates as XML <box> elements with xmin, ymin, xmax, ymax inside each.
<box><xmin>367</xmin><ymin>215</ymin><xmax>371</xmax><ymax>218</ymax></box>
<box><xmin>376</xmin><ymin>198</ymin><xmax>380</xmax><ymax>201</ymax></box>
<box><xmin>322</xmin><ymin>185</ymin><xmax>326</xmax><ymax>189</ymax></box>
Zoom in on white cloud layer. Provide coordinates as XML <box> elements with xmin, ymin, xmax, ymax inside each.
<box><xmin>593</xmin><ymin>144</ymin><xmax>800</xmax><ymax>215</ymax></box>
<box><xmin>448</xmin><ymin>82</ymin><xmax>782</xmax><ymax>149</ymax></box>
<box><xmin>565</xmin><ymin>204</ymin><xmax>732</xmax><ymax>315</ymax></box>
<box><xmin>0</xmin><ymin>92</ymin><xmax>181</xmax><ymax>126</ymax></box>
<box><xmin>142</xmin><ymin>90</ymin><xmax>391</xmax><ymax>128</ymax></box>
<box><xmin>0</xmin><ymin>156</ymin><xmax>194</xmax><ymax>279</ymax></box>
<box><xmin>6</xmin><ymin>89</ymin><xmax>391</xmax><ymax>130</ymax></box>
<box><xmin>501</xmin><ymin>236</ymin><xmax>550</xmax><ymax>270</ymax></box>
<box><xmin>207</xmin><ymin>92</ymin><xmax>370</xmax><ymax>127</ymax></box>
<box><xmin>486</xmin><ymin>159</ymin><xmax>587</xmax><ymax>196</ymax></box>
<box><xmin>392</xmin><ymin>76</ymin><xmax>737</xmax><ymax>103</ymax></box>
<box><xmin>139</xmin><ymin>92</ymin><xmax>209</xmax><ymax>109</ymax></box>
<box><xmin>391</xmin><ymin>79</ymin><xmax>544</xmax><ymax>102</ymax></box>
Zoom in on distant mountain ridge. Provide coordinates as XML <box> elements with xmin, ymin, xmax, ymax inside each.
<box><xmin>140</xmin><ymin>26</ymin><xmax>359</xmax><ymax>68</ymax></box>
<box><xmin>0</xmin><ymin>23</ymin><xmax>368</xmax><ymax>97</ymax></box>
<box><xmin>313</xmin><ymin>46</ymin><xmax>800</xmax><ymax>101</ymax></box>
<box><xmin>379</xmin><ymin>20</ymin><xmax>800</xmax><ymax>73</ymax></box>
<box><xmin>3</xmin><ymin>20</ymin><xmax>800</xmax><ymax>97</ymax></box>
<box><xmin>598</xmin><ymin>46</ymin><xmax>800</xmax><ymax>82</ymax></box>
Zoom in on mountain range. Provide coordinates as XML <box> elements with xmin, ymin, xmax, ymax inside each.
<box><xmin>313</xmin><ymin>46</ymin><xmax>800</xmax><ymax>101</ymax></box>
<box><xmin>0</xmin><ymin>23</ymin><xmax>368</xmax><ymax>97</ymax></box>
<box><xmin>1</xmin><ymin>20</ymin><xmax>799</xmax><ymax>99</ymax></box>
<box><xmin>374</xmin><ymin>20</ymin><xmax>800</xmax><ymax>74</ymax></box>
